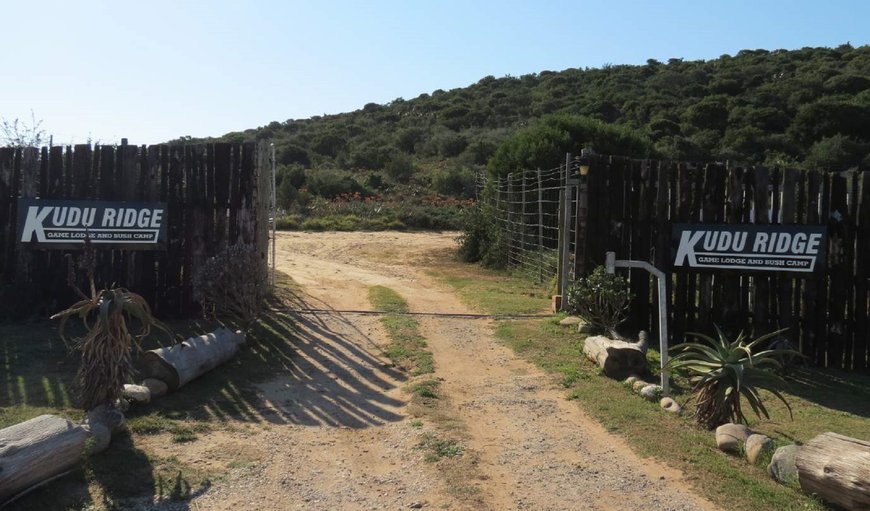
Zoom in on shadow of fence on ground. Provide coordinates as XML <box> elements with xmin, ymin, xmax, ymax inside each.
<box><xmin>785</xmin><ymin>367</ymin><xmax>870</xmax><ymax>418</ymax></box>
<box><xmin>0</xmin><ymin>274</ymin><xmax>410</xmax><ymax>509</ymax></box>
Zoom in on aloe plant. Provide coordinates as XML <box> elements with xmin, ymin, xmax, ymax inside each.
<box><xmin>52</xmin><ymin>244</ymin><xmax>172</xmax><ymax>410</ymax></box>
<box><xmin>667</xmin><ymin>326</ymin><xmax>799</xmax><ymax>429</ymax></box>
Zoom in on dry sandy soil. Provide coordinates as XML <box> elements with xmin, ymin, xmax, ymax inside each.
<box><xmin>184</xmin><ymin>231</ymin><xmax>720</xmax><ymax>511</ymax></box>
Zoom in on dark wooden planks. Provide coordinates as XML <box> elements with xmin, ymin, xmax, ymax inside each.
<box><xmin>0</xmin><ymin>142</ymin><xmax>267</xmax><ymax>318</ymax></box>
<box><xmin>213</xmin><ymin>143</ymin><xmax>231</xmax><ymax>252</ymax></box>
<box><xmin>802</xmin><ymin>170</ymin><xmax>823</xmax><ymax>363</ymax></box>
<box><xmin>777</xmin><ymin>168</ymin><xmax>800</xmax><ymax>344</ymax></box>
<box><xmin>853</xmin><ymin>172</ymin><xmax>870</xmax><ymax>371</ymax></box>
<box><xmin>826</xmin><ymin>172</ymin><xmax>852</xmax><ymax>369</ymax></box>
<box><xmin>0</xmin><ymin>148</ymin><xmax>18</xmax><ymax>283</ymax></box>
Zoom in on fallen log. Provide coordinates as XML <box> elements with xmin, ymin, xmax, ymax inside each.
<box><xmin>140</xmin><ymin>327</ymin><xmax>245</xmax><ymax>390</ymax></box>
<box><xmin>583</xmin><ymin>331</ymin><xmax>649</xmax><ymax>380</ymax></box>
<box><xmin>0</xmin><ymin>415</ymin><xmax>88</xmax><ymax>505</ymax></box>
<box><xmin>795</xmin><ymin>432</ymin><xmax>870</xmax><ymax>511</ymax></box>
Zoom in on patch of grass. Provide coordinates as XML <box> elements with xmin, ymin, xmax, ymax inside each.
<box><xmin>425</xmin><ymin>252</ymin><xmax>550</xmax><ymax>315</ymax></box>
<box><xmin>428</xmin><ymin>255</ymin><xmax>870</xmax><ymax>511</ymax></box>
<box><xmin>408</xmin><ymin>378</ymin><xmax>441</xmax><ymax>399</ymax></box>
<box><xmin>128</xmin><ymin>413</ymin><xmax>173</xmax><ymax>435</ymax></box>
<box><xmin>227</xmin><ymin>459</ymin><xmax>257</xmax><ymax>470</ymax></box>
<box><xmin>369</xmin><ymin>285</ymin><xmax>411</xmax><ymax>314</ymax></box>
<box><xmin>299</xmin><ymin>215</ymin><xmax>406</xmax><ymax>232</ymax></box>
<box><xmin>128</xmin><ymin>413</ymin><xmax>211</xmax><ymax>443</ymax></box>
<box><xmin>170</xmin><ymin>425</ymin><xmax>198</xmax><ymax>443</ymax></box>
<box><xmin>417</xmin><ymin>431</ymin><xmax>464</xmax><ymax>461</ymax></box>
<box><xmin>368</xmin><ymin>286</ymin><xmax>433</xmax><ymax>375</ymax></box>
<box><xmin>370</xmin><ymin>282</ymin><xmax>487</xmax><ymax>509</ymax></box>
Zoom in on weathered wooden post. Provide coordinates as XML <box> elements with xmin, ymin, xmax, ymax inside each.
<box><xmin>574</xmin><ymin>149</ymin><xmax>593</xmax><ymax>279</ymax></box>
<box><xmin>0</xmin><ymin>415</ymin><xmax>89</xmax><ymax>504</ymax></box>
<box><xmin>795</xmin><ymin>432</ymin><xmax>870</xmax><ymax>510</ymax></box>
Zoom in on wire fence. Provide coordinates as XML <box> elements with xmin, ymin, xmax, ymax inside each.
<box><xmin>477</xmin><ymin>162</ymin><xmax>576</xmax><ymax>286</ymax></box>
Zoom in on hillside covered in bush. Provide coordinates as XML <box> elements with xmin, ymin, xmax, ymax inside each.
<box><xmin>186</xmin><ymin>44</ymin><xmax>869</xmax><ymax>228</ymax></box>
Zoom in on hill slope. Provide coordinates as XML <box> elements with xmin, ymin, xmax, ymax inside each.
<box><xmin>198</xmin><ymin>44</ymin><xmax>869</xmax><ymax>175</ymax></box>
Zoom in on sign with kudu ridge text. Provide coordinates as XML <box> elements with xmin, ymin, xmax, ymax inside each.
<box><xmin>672</xmin><ymin>224</ymin><xmax>827</xmax><ymax>273</ymax></box>
<box><xmin>17</xmin><ymin>199</ymin><xmax>168</xmax><ymax>250</ymax></box>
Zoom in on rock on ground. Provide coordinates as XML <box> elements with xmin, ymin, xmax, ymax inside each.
<box><xmin>745</xmin><ymin>434</ymin><xmax>775</xmax><ymax>465</ymax></box>
<box><xmin>660</xmin><ymin>397</ymin><xmax>682</xmax><ymax>414</ymax></box>
<box><xmin>123</xmin><ymin>384</ymin><xmax>151</xmax><ymax>404</ymax></box>
<box><xmin>559</xmin><ymin>316</ymin><xmax>583</xmax><ymax>326</ymax></box>
<box><xmin>141</xmin><ymin>378</ymin><xmax>169</xmax><ymax>398</ymax></box>
<box><xmin>768</xmin><ymin>444</ymin><xmax>800</xmax><ymax>485</ymax></box>
<box><xmin>715</xmin><ymin>423</ymin><xmax>752</xmax><ymax>453</ymax></box>
<box><xmin>639</xmin><ymin>385</ymin><xmax>662</xmax><ymax>401</ymax></box>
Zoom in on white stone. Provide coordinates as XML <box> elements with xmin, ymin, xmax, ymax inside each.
<box><xmin>768</xmin><ymin>444</ymin><xmax>800</xmax><ymax>485</ymax></box>
<box><xmin>84</xmin><ymin>421</ymin><xmax>111</xmax><ymax>454</ymax></box>
<box><xmin>141</xmin><ymin>378</ymin><xmax>169</xmax><ymax>398</ymax></box>
<box><xmin>745</xmin><ymin>434</ymin><xmax>775</xmax><ymax>465</ymax></box>
<box><xmin>659</xmin><ymin>397</ymin><xmax>682</xmax><ymax>414</ymax></box>
<box><xmin>122</xmin><ymin>384</ymin><xmax>151</xmax><ymax>404</ymax></box>
<box><xmin>639</xmin><ymin>384</ymin><xmax>662</xmax><ymax>401</ymax></box>
<box><xmin>716</xmin><ymin>423</ymin><xmax>752</xmax><ymax>453</ymax></box>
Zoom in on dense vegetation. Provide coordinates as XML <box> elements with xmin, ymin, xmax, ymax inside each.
<box><xmin>184</xmin><ymin>45</ymin><xmax>869</xmax><ymax>226</ymax></box>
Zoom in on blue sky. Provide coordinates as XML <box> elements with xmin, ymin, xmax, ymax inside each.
<box><xmin>1</xmin><ymin>0</ymin><xmax>867</xmax><ymax>145</ymax></box>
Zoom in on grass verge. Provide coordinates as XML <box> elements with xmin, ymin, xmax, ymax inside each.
<box><xmin>368</xmin><ymin>285</ymin><xmax>433</xmax><ymax>375</ymax></box>
<box><xmin>429</xmin><ymin>252</ymin><xmax>868</xmax><ymax>511</ymax></box>
<box><xmin>368</xmin><ymin>285</ymin><xmax>486</xmax><ymax>508</ymax></box>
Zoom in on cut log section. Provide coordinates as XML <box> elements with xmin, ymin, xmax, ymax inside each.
<box><xmin>140</xmin><ymin>327</ymin><xmax>246</xmax><ymax>390</ymax></box>
<box><xmin>583</xmin><ymin>332</ymin><xmax>649</xmax><ymax>380</ymax></box>
<box><xmin>0</xmin><ymin>414</ymin><xmax>88</xmax><ymax>505</ymax></box>
<box><xmin>795</xmin><ymin>432</ymin><xmax>870</xmax><ymax>511</ymax></box>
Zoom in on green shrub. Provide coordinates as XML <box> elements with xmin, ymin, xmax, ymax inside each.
<box><xmin>565</xmin><ymin>267</ymin><xmax>631</xmax><ymax>335</ymax></box>
<box><xmin>193</xmin><ymin>244</ymin><xmax>268</xmax><ymax>325</ymax></box>
<box><xmin>275</xmin><ymin>215</ymin><xmax>302</xmax><ymax>230</ymax></box>
<box><xmin>384</xmin><ymin>153</ymin><xmax>415</xmax><ymax>183</ymax></box>
<box><xmin>300</xmin><ymin>215</ymin><xmax>405</xmax><ymax>231</ymax></box>
<box><xmin>431</xmin><ymin>167</ymin><xmax>477</xmax><ymax>198</ymax></box>
<box><xmin>305</xmin><ymin>169</ymin><xmax>369</xmax><ymax>198</ymax></box>
<box><xmin>458</xmin><ymin>201</ymin><xmax>507</xmax><ymax>268</ymax></box>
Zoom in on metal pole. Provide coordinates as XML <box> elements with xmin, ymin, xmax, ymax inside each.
<box><xmin>558</xmin><ymin>153</ymin><xmax>573</xmax><ymax>310</ymax></box>
<box><xmin>605</xmin><ymin>251</ymin><xmax>670</xmax><ymax>396</ymax></box>
<box><xmin>537</xmin><ymin>168</ymin><xmax>544</xmax><ymax>283</ymax></box>
<box><xmin>556</xmin><ymin>187</ymin><xmax>565</xmax><ymax>300</ymax></box>
<box><xmin>521</xmin><ymin>171</ymin><xmax>527</xmax><ymax>258</ymax></box>
<box><xmin>507</xmin><ymin>173</ymin><xmax>514</xmax><ymax>266</ymax></box>
<box><xmin>270</xmin><ymin>143</ymin><xmax>277</xmax><ymax>288</ymax></box>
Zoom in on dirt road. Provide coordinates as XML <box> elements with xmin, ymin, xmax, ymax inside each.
<box><xmin>192</xmin><ymin>231</ymin><xmax>718</xmax><ymax>511</ymax></box>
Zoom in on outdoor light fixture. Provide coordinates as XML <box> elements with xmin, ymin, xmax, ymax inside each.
<box><xmin>578</xmin><ymin>147</ymin><xmax>594</xmax><ymax>175</ymax></box>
